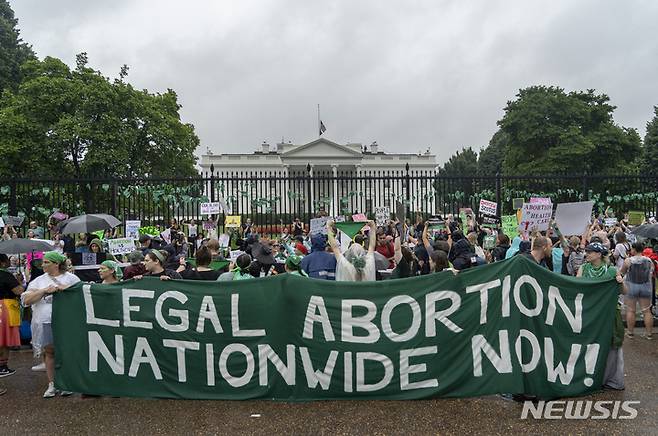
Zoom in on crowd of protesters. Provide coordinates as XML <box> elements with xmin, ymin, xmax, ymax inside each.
<box><xmin>0</xmin><ymin>210</ymin><xmax>656</xmax><ymax>398</ymax></box>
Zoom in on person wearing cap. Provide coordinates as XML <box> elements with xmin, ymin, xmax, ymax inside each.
<box><xmin>576</xmin><ymin>241</ymin><xmax>626</xmax><ymax>390</ymax></box>
<box><xmin>21</xmin><ymin>251</ymin><xmax>80</xmax><ymax>398</ymax></box>
<box><xmin>285</xmin><ymin>255</ymin><xmax>308</xmax><ymax>277</ymax></box>
<box><xmin>139</xmin><ymin>234</ymin><xmax>154</xmax><ymax>255</ymax></box>
<box><xmin>98</xmin><ymin>260</ymin><xmax>123</xmax><ymax>284</ymax></box>
<box><xmin>294</xmin><ymin>242</ymin><xmax>308</xmax><ymax>256</ymax></box>
<box><xmin>123</xmin><ymin>250</ymin><xmax>146</xmax><ymax>280</ymax></box>
<box><xmin>300</xmin><ymin>234</ymin><xmax>336</xmax><ymax>280</ymax></box>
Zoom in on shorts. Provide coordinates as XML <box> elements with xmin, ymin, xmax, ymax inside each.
<box><xmin>625</xmin><ymin>281</ymin><xmax>653</xmax><ymax>300</ymax></box>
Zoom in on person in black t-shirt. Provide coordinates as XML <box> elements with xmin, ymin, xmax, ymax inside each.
<box><xmin>0</xmin><ymin>254</ymin><xmax>24</xmax><ymax>377</ymax></box>
<box><xmin>177</xmin><ymin>246</ymin><xmax>223</xmax><ymax>281</ymax></box>
<box><xmin>133</xmin><ymin>250</ymin><xmax>182</xmax><ymax>281</ymax></box>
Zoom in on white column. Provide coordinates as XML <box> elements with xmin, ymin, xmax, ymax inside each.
<box><xmin>332</xmin><ymin>165</ymin><xmax>339</xmax><ymax>217</ymax></box>
<box><xmin>309</xmin><ymin>164</ymin><xmax>315</xmax><ymax>216</ymax></box>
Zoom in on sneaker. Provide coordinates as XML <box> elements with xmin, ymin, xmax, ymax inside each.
<box><xmin>640</xmin><ymin>333</ymin><xmax>653</xmax><ymax>340</ymax></box>
<box><xmin>0</xmin><ymin>367</ymin><xmax>16</xmax><ymax>378</ymax></box>
<box><xmin>625</xmin><ymin>331</ymin><xmax>634</xmax><ymax>339</ymax></box>
<box><xmin>60</xmin><ymin>390</ymin><xmax>73</xmax><ymax>397</ymax></box>
<box><xmin>43</xmin><ymin>382</ymin><xmax>57</xmax><ymax>398</ymax></box>
<box><xmin>32</xmin><ymin>362</ymin><xmax>46</xmax><ymax>372</ymax></box>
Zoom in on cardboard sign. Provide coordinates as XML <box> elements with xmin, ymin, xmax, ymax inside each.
<box><xmin>628</xmin><ymin>211</ymin><xmax>644</xmax><ymax>226</ymax></box>
<box><xmin>225</xmin><ymin>216</ymin><xmax>242</xmax><ymax>228</ymax></box>
<box><xmin>4</xmin><ymin>216</ymin><xmax>24</xmax><ymax>227</ymax></box>
<box><xmin>502</xmin><ymin>215</ymin><xmax>518</xmax><ymax>239</ymax></box>
<box><xmin>375</xmin><ymin>207</ymin><xmax>391</xmax><ymax>226</ymax></box>
<box><xmin>188</xmin><ymin>224</ymin><xmax>197</xmax><ymax>238</ymax></box>
<box><xmin>530</xmin><ymin>197</ymin><xmax>551</xmax><ymax>205</ymax></box>
<box><xmin>200</xmin><ymin>202</ymin><xmax>221</xmax><ymax>215</ymax></box>
<box><xmin>604</xmin><ymin>217</ymin><xmax>618</xmax><ymax>227</ymax></box>
<box><xmin>310</xmin><ymin>217</ymin><xmax>329</xmax><ymax>235</ymax></box>
<box><xmin>554</xmin><ymin>201</ymin><xmax>594</xmax><ymax>236</ymax></box>
<box><xmin>481</xmin><ymin>216</ymin><xmax>500</xmax><ymax>229</ymax></box>
<box><xmin>107</xmin><ymin>238</ymin><xmax>137</xmax><ymax>255</ymax></box>
<box><xmin>512</xmin><ymin>198</ymin><xmax>524</xmax><ymax>210</ymax></box>
<box><xmin>160</xmin><ymin>228</ymin><xmax>171</xmax><ymax>245</ymax></box>
<box><xmin>518</xmin><ymin>202</ymin><xmax>553</xmax><ymax>232</ymax></box>
<box><xmin>229</xmin><ymin>250</ymin><xmax>244</xmax><ymax>262</ymax></box>
<box><xmin>352</xmin><ymin>213</ymin><xmax>368</xmax><ymax>222</ymax></box>
<box><xmin>125</xmin><ymin>220</ymin><xmax>141</xmax><ymax>240</ymax></box>
<box><xmin>478</xmin><ymin>199</ymin><xmax>497</xmax><ymax>217</ymax></box>
<box><xmin>395</xmin><ymin>201</ymin><xmax>406</xmax><ymax>223</ymax></box>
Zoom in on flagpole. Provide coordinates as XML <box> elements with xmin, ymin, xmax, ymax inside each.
<box><xmin>317</xmin><ymin>104</ymin><xmax>320</xmax><ymax>137</ymax></box>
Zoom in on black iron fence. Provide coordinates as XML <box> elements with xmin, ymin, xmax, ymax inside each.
<box><xmin>1</xmin><ymin>169</ymin><xmax>657</xmax><ymax>237</ymax></box>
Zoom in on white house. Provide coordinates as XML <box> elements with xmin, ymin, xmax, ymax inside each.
<box><xmin>199</xmin><ymin>138</ymin><xmax>438</xmax><ymax>176</ymax></box>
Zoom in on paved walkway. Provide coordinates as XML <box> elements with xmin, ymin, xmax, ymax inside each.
<box><xmin>1</xmin><ymin>328</ymin><xmax>656</xmax><ymax>435</ymax></box>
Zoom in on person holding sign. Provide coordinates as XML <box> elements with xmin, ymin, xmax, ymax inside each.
<box><xmin>576</xmin><ymin>242</ymin><xmax>626</xmax><ymax>390</ymax></box>
<box><xmin>327</xmin><ymin>220</ymin><xmax>376</xmax><ymax>282</ymax></box>
<box><xmin>21</xmin><ymin>252</ymin><xmax>80</xmax><ymax>398</ymax></box>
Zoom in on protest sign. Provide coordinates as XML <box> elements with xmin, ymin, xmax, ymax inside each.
<box><xmin>530</xmin><ymin>197</ymin><xmax>552</xmax><ymax>205</ymax></box>
<box><xmin>554</xmin><ymin>201</ymin><xmax>594</xmax><ymax>237</ymax></box>
<box><xmin>55</xmin><ymin>256</ymin><xmax>616</xmax><ymax>400</ymax></box>
<box><xmin>125</xmin><ymin>220</ymin><xmax>141</xmax><ymax>240</ymax></box>
<box><xmin>512</xmin><ymin>198</ymin><xmax>524</xmax><ymax>210</ymax></box>
<box><xmin>478</xmin><ymin>199</ymin><xmax>497</xmax><ymax>217</ymax></box>
<box><xmin>3</xmin><ymin>216</ymin><xmax>24</xmax><ymax>227</ymax></box>
<box><xmin>218</xmin><ymin>197</ymin><xmax>232</xmax><ymax>215</ymax></box>
<box><xmin>518</xmin><ymin>202</ymin><xmax>552</xmax><ymax>232</ymax></box>
<box><xmin>203</xmin><ymin>220</ymin><xmax>216</xmax><ymax>231</ymax></box>
<box><xmin>188</xmin><ymin>224</ymin><xmax>197</xmax><ymax>238</ymax></box>
<box><xmin>225</xmin><ymin>216</ymin><xmax>242</xmax><ymax>228</ymax></box>
<box><xmin>628</xmin><ymin>211</ymin><xmax>644</xmax><ymax>226</ymax></box>
<box><xmin>395</xmin><ymin>201</ymin><xmax>406</xmax><ymax>223</ymax></box>
<box><xmin>229</xmin><ymin>250</ymin><xmax>244</xmax><ymax>262</ymax></box>
<box><xmin>481</xmin><ymin>216</ymin><xmax>500</xmax><ymax>229</ymax></box>
<box><xmin>483</xmin><ymin>235</ymin><xmax>496</xmax><ymax>249</ymax></box>
<box><xmin>160</xmin><ymin>229</ymin><xmax>171</xmax><ymax>245</ymax></box>
<box><xmin>218</xmin><ymin>234</ymin><xmax>230</xmax><ymax>247</ymax></box>
<box><xmin>352</xmin><ymin>213</ymin><xmax>368</xmax><ymax>222</ymax></box>
<box><xmin>502</xmin><ymin>215</ymin><xmax>518</xmax><ymax>239</ymax></box>
<box><xmin>0</xmin><ymin>217</ymin><xmax>4</xmax><ymax>228</ymax></box>
<box><xmin>310</xmin><ymin>217</ymin><xmax>329</xmax><ymax>235</ymax></box>
<box><xmin>107</xmin><ymin>238</ymin><xmax>137</xmax><ymax>256</ymax></box>
<box><xmin>200</xmin><ymin>202</ymin><xmax>221</xmax><ymax>215</ymax></box>
<box><xmin>604</xmin><ymin>218</ymin><xmax>618</xmax><ymax>227</ymax></box>
<box><xmin>375</xmin><ymin>207</ymin><xmax>391</xmax><ymax>226</ymax></box>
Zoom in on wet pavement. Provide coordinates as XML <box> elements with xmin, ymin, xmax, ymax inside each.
<box><xmin>1</xmin><ymin>327</ymin><xmax>656</xmax><ymax>436</ymax></box>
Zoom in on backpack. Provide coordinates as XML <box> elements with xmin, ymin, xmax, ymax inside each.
<box><xmin>568</xmin><ymin>250</ymin><xmax>585</xmax><ymax>276</ymax></box>
<box><xmin>626</xmin><ymin>257</ymin><xmax>652</xmax><ymax>284</ymax></box>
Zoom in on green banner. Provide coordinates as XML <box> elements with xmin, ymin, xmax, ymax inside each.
<box><xmin>54</xmin><ymin>256</ymin><xmax>617</xmax><ymax>400</ymax></box>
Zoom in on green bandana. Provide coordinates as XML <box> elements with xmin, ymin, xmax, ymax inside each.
<box><xmin>44</xmin><ymin>251</ymin><xmax>67</xmax><ymax>264</ymax></box>
<box><xmin>101</xmin><ymin>260</ymin><xmax>123</xmax><ymax>279</ymax></box>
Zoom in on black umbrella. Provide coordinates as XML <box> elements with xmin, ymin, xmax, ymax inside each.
<box><xmin>0</xmin><ymin>238</ymin><xmax>55</xmax><ymax>254</ymax></box>
<box><xmin>58</xmin><ymin>213</ymin><xmax>121</xmax><ymax>235</ymax></box>
<box><xmin>631</xmin><ymin>224</ymin><xmax>658</xmax><ymax>240</ymax></box>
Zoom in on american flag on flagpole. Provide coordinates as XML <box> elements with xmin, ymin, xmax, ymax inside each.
<box><xmin>319</xmin><ymin>121</ymin><xmax>326</xmax><ymax>136</ymax></box>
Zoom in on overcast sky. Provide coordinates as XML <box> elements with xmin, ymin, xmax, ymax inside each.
<box><xmin>10</xmin><ymin>0</ymin><xmax>658</xmax><ymax>164</ymax></box>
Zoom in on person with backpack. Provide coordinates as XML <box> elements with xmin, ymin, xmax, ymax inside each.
<box><xmin>613</xmin><ymin>231</ymin><xmax>631</xmax><ymax>270</ymax></box>
<box><xmin>620</xmin><ymin>242</ymin><xmax>654</xmax><ymax>340</ymax></box>
<box><xmin>566</xmin><ymin>236</ymin><xmax>585</xmax><ymax>276</ymax></box>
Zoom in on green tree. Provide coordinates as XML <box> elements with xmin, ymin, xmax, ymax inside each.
<box><xmin>438</xmin><ymin>146</ymin><xmax>478</xmax><ymax>176</ymax></box>
<box><xmin>0</xmin><ymin>0</ymin><xmax>36</xmax><ymax>92</ymax></box>
<box><xmin>0</xmin><ymin>54</ymin><xmax>199</xmax><ymax>179</ymax></box>
<box><xmin>641</xmin><ymin>106</ymin><xmax>658</xmax><ymax>173</ymax></box>
<box><xmin>477</xmin><ymin>130</ymin><xmax>507</xmax><ymax>176</ymax></box>
<box><xmin>499</xmin><ymin>86</ymin><xmax>641</xmax><ymax>175</ymax></box>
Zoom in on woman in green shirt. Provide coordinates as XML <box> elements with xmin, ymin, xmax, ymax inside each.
<box><xmin>577</xmin><ymin>242</ymin><xmax>627</xmax><ymax>390</ymax></box>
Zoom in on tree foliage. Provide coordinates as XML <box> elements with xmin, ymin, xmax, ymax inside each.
<box><xmin>642</xmin><ymin>106</ymin><xmax>658</xmax><ymax>173</ymax></box>
<box><xmin>477</xmin><ymin>129</ymin><xmax>507</xmax><ymax>176</ymax></box>
<box><xmin>0</xmin><ymin>54</ymin><xmax>199</xmax><ymax>179</ymax></box>
<box><xmin>438</xmin><ymin>146</ymin><xmax>478</xmax><ymax>177</ymax></box>
<box><xmin>0</xmin><ymin>0</ymin><xmax>36</xmax><ymax>92</ymax></box>
<box><xmin>498</xmin><ymin>86</ymin><xmax>641</xmax><ymax>175</ymax></box>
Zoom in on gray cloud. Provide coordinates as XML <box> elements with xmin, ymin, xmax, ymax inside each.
<box><xmin>10</xmin><ymin>0</ymin><xmax>658</xmax><ymax>164</ymax></box>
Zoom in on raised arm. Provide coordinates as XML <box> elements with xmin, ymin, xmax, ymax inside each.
<box><xmin>326</xmin><ymin>220</ymin><xmax>342</xmax><ymax>257</ymax></box>
<box><xmin>367</xmin><ymin>220</ymin><xmax>376</xmax><ymax>255</ymax></box>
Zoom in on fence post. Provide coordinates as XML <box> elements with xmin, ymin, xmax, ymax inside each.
<box><xmin>9</xmin><ymin>180</ymin><xmax>17</xmax><ymax>216</ymax></box>
<box><xmin>209</xmin><ymin>164</ymin><xmax>215</xmax><ymax>202</ymax></box>
<box><xmin>495</xmin><ymin>173</ymin><xmax>502</xmax><ymax>219</ymax></box>
<box><xmin>111</xmin><ymin>180</ymin><xmax>118</xmax><ymax>218</ymax></box>
<box><xmin>582</xmin><ymin>172</ymin><xmax>589</xmax><ymax>200</ymax></box>
<box><xmin>306</xmin><ymin>163</ymin><xmax>312</xmax><ymax>220</ymax></box>
<box><xmin>405</xmin><ymin>163</ymin><xmax>410</xmax><ymax>220</ymax></box>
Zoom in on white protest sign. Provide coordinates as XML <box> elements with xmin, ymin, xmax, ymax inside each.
<box><xmin>310</xmin><ymin>217</ymin><xmax>329</xmax><ymax>235</ymax></box>
<box><xmin>218</xmin><ymin>233</ymin><xmax>230</xmax><ymax>247</ymax></box>
<box><xmin>0</xmin><ymin>216</ymin><xmax>4</xmax><ymax>228</ymax></box>
<box><xmin>218</xmin><ymin>197</ymin><xmax>232</xmax><ymax>215</ymax></box>
<box><xmin>200</xmin><ymin>202</ymin><xmax>221</xmax><ymax>215</ymax></box>
<box><xmin>554</xmin><ymin>201</ymin><xmax>594</xmax><ymax>236</ymax></box>
<box><xmin>160</xmin><ymin>228</ymin><xmax>171</xmax><ymax>245</ymax></box>
<box><xmin>604</xmin><ymin>217</ymin><xmax>618</xmax><ymax>227</ymax></box>
<box><xmin>478</xmin><ymin>199</ymin><xmax>497</xmax><ymax>217</ymax></box>
<box><xmin>125</xmin><ymin>220</ymin><xmax>141</xmax><ymax>240</ymax></box>
<box><xmin>107</xmin><ymin>238</ymin><xmax>136</xmax><ymax>255</ymax></box>
<box><xmin>229</xmin><ymin>250</ymin><xmax>244</xmax><ymax>262</ymax></box>
<box><xmin>530</xmin><ymin>197</ymin><xmax>552</xmax><ymax>205</ymax></box>
<box><xmin>375</xmin><ymin>207</ymin><xmax>391</xmax><ymax>226</ymax></box>
<box><xmin>188</xmin><ymin>224</ymin><xmax>197</xmax><ymax>238</ymax></box>
<box><xmin>518</xmin><ymin>202</ymin><xmax>553</xmax><ymax>232</ymax></box>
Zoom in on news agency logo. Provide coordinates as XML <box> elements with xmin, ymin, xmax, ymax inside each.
<box><xmin>521</xmin><ymin>400</ymin><xmax>639</xmax><ymax>420</ymax></box>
